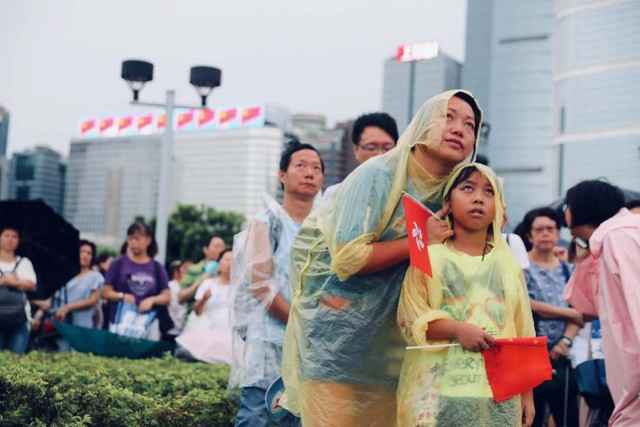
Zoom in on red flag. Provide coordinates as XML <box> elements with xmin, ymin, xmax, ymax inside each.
<box><xmin>177</xmin><ymin>110</ymin><xmax>194</xmax><ymax>128</ymax></box>
<box><xmin>80</xmin><ymin>119</ymin><xmax>95</xmax><ymax>134</ymax></box>
<box><xmin>241</xmin><ymin>106</ymin><xmax>261</xmax><ymax>123</ymax></box>
<box><xmin>137</xmin><ymin>114</ymin><xmax>153</xmax><ymax>130</ymax></box>
<box><xmin>118</xmin><ymin>116</ymin><xmax>133</xmax><ymax>131</ymax></box>
<box><xmin>402</xmin><ymin>193</ymin><xmax>433</xmax><ymax>276</ymax></box>
<box><xmin>157</xmin><ymin>114</ymin><xmax>167</xmax><ymax>129</ymax></box>
<box><xmin>219</xmin><ymin>108</ymin><xmax>237</xmax><ymax>124</ymax></box>
<box><xmin>99</xmin><ymin>117</ymin><xmax>114</xmax><ymax>133</ymax></box>
<box><xmin>482</xmin><ymin>337</ymin><xmax>552</xmax><ymax>402</ymax></box>
<box><xmin>198</xmin><ymin>108</ymin><xmax>215</xmax><ymax>126</ymax></box>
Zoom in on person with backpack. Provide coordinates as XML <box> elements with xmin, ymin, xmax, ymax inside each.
<box><xmin>230</xmin><ymin>142</ymin><xmax>324</xmax><ymax>427</ymax></box>
<box><xmin>102</xmin><ymin>222</ymin><xmax>171</xmax><ymax>341</ymax></box>
<box><xmin>0</xmin><ymin>226</ymin><xmax>37</xmax><ymax>353</ymax></box>
<box><xmin>522</xmin><ymin>207</ymin><xmax>583</xmax><ymax>427</ymax></box>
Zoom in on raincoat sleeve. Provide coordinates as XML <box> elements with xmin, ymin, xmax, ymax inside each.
<box><xmin>513</xmin><ymin>272</ymin><xmax>536</xmax><ymax>338</ymax></box>
<box><xmin>398</xmin><ymin>266</ymin><xmax>455</xmax><ymax>348</ymax></box>
<box><xmin>325</xmin><ymin>163</ymin><xmax>394</xmax><ymax>281</ymax></box>
<box><xmin>601</xmin><ymin>230</ymin><xmax>640</xmax><ymax>353</ymax></box>
<box><xmin>241</xmin><ymin>219</ymin><xmax>280</xmax><ymax>309</ymax></box>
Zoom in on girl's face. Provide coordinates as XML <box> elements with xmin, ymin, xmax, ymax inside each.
<box><xmin>218</xmin><ymin>251</ymin><xmax>233</xmax><ymax>276</ymax></box>
<box><xmin>127</xmin><ymin>231</ymin><xmax>151</xmax><ymax>256</ymax></box>
<box><xmin>449</xmin><ymin>170</ymin><xmax>496</xmax><ymax>233</ymax></box>
<box><xmin>79</xmin><ymin>244</ymin><xmax>94</xmax><ymax>269</ymax></box>
<box><xmin>0</xmin><ymin>229</ymin><xmax>19</xmax><ymax>253</ymax></box>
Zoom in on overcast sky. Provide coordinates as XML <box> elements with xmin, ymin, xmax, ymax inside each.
<box><xmin>1</xmin><ymin>0</ymin><xmax>467</xmax><ymax>155</ymax></box>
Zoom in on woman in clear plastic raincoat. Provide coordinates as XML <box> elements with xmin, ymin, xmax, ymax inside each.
<box><xmin>282</xmin><ymin>90</ymin><xmax>483</xmax><ymax>426</ymax></box>
<box><xmin>397</xmin><ymin>163</ymin><xmax>536</xmax><ymax>426</ymax></box>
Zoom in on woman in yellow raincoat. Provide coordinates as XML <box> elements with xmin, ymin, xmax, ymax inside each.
<box><xmin>397</xmin><ymin>163</ymin><xmax>536</xmax><ymax>426</ymax></box>
<box><xmin>282</xmin><ymin>90</ymin><xmax>482</xmax><ymax>426</ymax></box>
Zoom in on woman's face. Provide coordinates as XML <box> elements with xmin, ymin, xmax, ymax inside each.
<box><xmin>79</xmin><ymin>244</ymin><xmax>94</xmax><ymax>269</ymax></box>
<box><xmin>449</xmin><ymin>170</ymin><xmax>496</xmax><ymax>233</ymax></box>
<box><xmin>425</xmin><ymin>96</ymin><xmax>477</xmax><ymax>166</ymax></box>
<box><xmin>218</xmin><ymin>251</ymin><xmax>233</xmax><ymax>276</ymax></box>
<box><xmin>528</xmin><ymin>216</ymin><xmax>560</xmax><ymax>253</ymax></box>
<box><xmin>127</xmin><ymin>231</ymin><xmax>151</xmax><ymax>256</ymax></box>
<box><xmin>0</xmin><ymin>229</ymin><xmax>19</xmax><ymax>254</ymax></box>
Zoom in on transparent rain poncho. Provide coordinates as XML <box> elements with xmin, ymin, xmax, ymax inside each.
<box><xmin>229</xmin><ymin>195</ymin><xmax>301</xmax><ymax>390</ymax></box>
<box><xmin>281</xmin><ymin>90</ymin><xmax>482</xmax><ymax>426</ymax></box>
<box><xmin>397</xmin><ymin>163</ymin><xmax>536</xmax><ymax>427</ymax></box>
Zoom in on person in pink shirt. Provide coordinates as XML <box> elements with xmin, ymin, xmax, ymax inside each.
<box><xmin>563</xmin><ymin>180</ymin><xmax>640</xmax><ymax>426</ymax></box>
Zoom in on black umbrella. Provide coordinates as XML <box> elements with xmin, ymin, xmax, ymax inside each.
<box><xmin>0</xmin><ymin>200</ymin><xmax>79</xmax><ymax>299</ymax></box>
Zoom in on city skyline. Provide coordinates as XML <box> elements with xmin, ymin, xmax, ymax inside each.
<box><xmin>0</xmin><ymin>0</ymin><xmax>467</xmax><ymax>156</ymax></box>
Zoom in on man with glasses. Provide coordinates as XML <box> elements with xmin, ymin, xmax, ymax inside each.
<box><xmin>323</xmin><ymin>112</ymin><xmax>398</xmax><ymax>201</ymax></box>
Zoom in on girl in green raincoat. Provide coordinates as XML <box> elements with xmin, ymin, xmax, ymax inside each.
<box><xmin>281</xmin><ymin>91</ymin><xmax>482</xmax><ymax>427</ymax></box>
<box><xmin>397</xmin><ymin>163</ymin><xmax>536</xmax><ymax>426</ymax></box>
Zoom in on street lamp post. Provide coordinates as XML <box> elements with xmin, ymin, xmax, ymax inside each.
<box><xmin>120</xmin><ymin>60</ymin><xmax>221</xmax><ymax>263</ymax></box>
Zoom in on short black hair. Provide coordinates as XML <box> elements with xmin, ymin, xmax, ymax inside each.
<box><xmin>351</xmin><ymin>113</ymin><xmax>399</xmax><ymax>146</ymax></box>
<box><xmin>96</xmin><ymin>253</ymin><xmax>112</xmax><ymax>265</ymax></box>
<box><xmin>565</xmin><ymin>180</ymin><xmax>625</xmax><ymax>228</ymax></box>
<box><xmin>217</xmin><ymin>248</ymin><xmax>232</xmax><ymax>262</ymax></box>
<box><xmin>519</xmin><ymin>207</ymin><xmax>562</xmax><ymax>241</ymax></box>
<box><xmin>475</xmin><ymin>154</ymin><xmax>489</xmax><ymax>166</ymax></box>
<box><xmin>126</xmin><ymin>221</ymin><xmax>158</xmax><ymax>258</ymax></box>
<box><xmin>168</xmin><ymin>259</ymin><xmax>183</xmax><ymax>279</ymax></box>
<box><xmin>79</xmin><ymin>239</ymin><xmax>97</xmax><ymax>266</ymax></box>
<box><xmin>0</xmin><ymin>226</ymin><xmax>20</xmax><ymax>237</ymax></box>
<box><xmin>626</xmin><ymin>199</ymin><xmax>640</xmax><ymax>210</ymax></box>
<box><xmin>279</xmin><ymin>141</ymin><xmax>325</xmax><ymax>174</ymax></box>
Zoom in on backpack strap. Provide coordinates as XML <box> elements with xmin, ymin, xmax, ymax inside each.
<box><xmin>12</xmin><ymin>257</ymin><xmax>23</xmax><ymax>273</ymax></box>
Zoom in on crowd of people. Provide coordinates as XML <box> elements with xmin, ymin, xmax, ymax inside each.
<box><xmin>0</xmin><ymin>89</ymin><xmax>638</xmax><ymax>427</ymax></box>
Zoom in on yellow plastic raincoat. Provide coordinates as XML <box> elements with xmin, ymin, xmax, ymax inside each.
<box><xmin>397</xmin><ymin>163</ymin><xmax>536</xmax><ymax>426</ymax></box>
<box><xmin>281</xmin><ymin>90</ymin><xmax>482</xmax><ymax>426</ymax></box>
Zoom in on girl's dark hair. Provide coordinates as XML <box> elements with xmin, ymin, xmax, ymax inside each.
<box><xmin>96</xmin><ymin>253</ymin><xmax>112</xmax><ymax>265</ymax></box>
<box><xmin>0</xmin><ymin>227</ymin><xmax>20</xmax><ymax>238</ymax></box>
<box><xmin>626</xmin><ymin>199</ymin><xmax>640</xmax><ymax>210</ymax></box>
<box><xmin>445</xmin><ymin>165</ymin><xmax>480</xmax><ymax>201</ymax></box>
<box><xmin>565</xmin><ymin>180</ymin><xmax>625</xmax><ymax>227</ymax></box>
<box><xmin>217</xmin><ymin>248</ymin><xmax>232</xmax><ymax>262</ymax></box>
<box><xmin>126</xmin><ymin>221</ymin><xmax>158</xmax><ymax>257</ymax></box>
<box><xmin>168</xmin><ymin>260</ymin><xmax>183</xmax><ymax>279</ymax></box>
<box><xmin>79</xmin><ymin>239</ymin><xmax>97</xmax><ymax>266</ymax></box>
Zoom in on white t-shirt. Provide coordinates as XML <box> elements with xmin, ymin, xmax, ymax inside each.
<box><xmin>503</xmin><ymin>233</ymin><xmax>530</xmax><ymax>269</ymax></box>
<box><xmin>0</xmin><ymin>256</ymin><xmax>37</xmax><ymax>284</ymax></box>
<box><xmin>168</xmin><ymin>280</ymin><xmax>187</xmax><ymax>335</ymax></box>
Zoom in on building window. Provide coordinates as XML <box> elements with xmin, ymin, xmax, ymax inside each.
<box><xmin>16</xmin><ymin>185</ymin><xmax>30</xmax><ymax>200</ymax></box>
<box><xmin>15</xmin><ymin>155</ymin><xmax>35</xmax><ymax>180</ymax></box>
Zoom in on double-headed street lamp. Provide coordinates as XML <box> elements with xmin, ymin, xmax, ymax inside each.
<box><xmin>120</xmin><ymin>59</ymin><xmax>222</xmax><ymax>263</ymax></box>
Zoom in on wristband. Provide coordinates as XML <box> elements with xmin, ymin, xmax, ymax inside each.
<box><xmin>560</xmin><ymin>336</ymin><xmax>573</xmax><ymax>347</ymax></box>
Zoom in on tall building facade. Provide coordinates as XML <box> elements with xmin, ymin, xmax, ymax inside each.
<box><xmin>8</xmin><ymin>146</ymin><xmax>66</xmax><ymax>214</ymax></box>
<box><xmin>0</xmin><ymin>106</ymin><xmax>9</xmax><ymax>158</ymax></box>
<box><xmin>553</xmin><ymin>0</ymin><xmax>640</xmax><ymax>194</ymax></box>
<box><xmin>383</xmin><ymin>49</ymin><xmax>462</xmax><ymax>130</ymax></box>
<box><xmin>65</xmin><ymin>127</ymin><xmax>284</xmax><ymax>246</ymax></box>
<box><xmin>291</xmin><ymin>114</ymin><xmax>349</xmax><ymax>189</ymax></box>
<box><xmin>463</xmin><ymin>0</ymin><xmax>556</xmax><ymax>225</ymax></box>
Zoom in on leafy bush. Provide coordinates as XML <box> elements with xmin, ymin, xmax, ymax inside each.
<box><xmin>0</xmin><ymin>352</ymin><xmax>238</xmax><ymax>427</ymax></box>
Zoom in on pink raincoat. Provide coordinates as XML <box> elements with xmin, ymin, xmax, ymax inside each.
<box><xmin>565</xmin><ymin>208</ymin><xmax>640</xmax><ymax>426</ymax></box>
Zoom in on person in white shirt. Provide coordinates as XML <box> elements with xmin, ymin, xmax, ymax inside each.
<box><xmin>176</xmin><ymin>250</ymin><xmax>234</xmax><ymax>364</ymax></box>
<box><xmin>0</xmin><ymin>227</ymin><xmax>37</xmax><ymax>353</ymax></box>
<box><xmin>167</xmin><ymin>260</ymin><xmax>191</xmax><ymax>338</ymax></box>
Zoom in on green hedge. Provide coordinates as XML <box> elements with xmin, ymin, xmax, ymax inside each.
<box><xmin>0</xmin><ymin>351</ymin><xmax>238</xmax><ymax>427</ymax></box>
